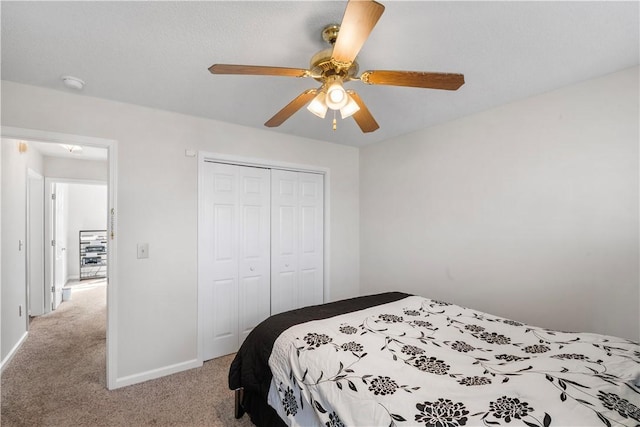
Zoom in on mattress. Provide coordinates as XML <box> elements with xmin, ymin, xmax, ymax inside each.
<box><xmin>230</xmin><ymin>293</ymin><xmax>640</xmax><ymax>426</ymax></box>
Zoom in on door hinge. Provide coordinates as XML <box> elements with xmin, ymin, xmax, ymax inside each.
<box><xmin>51</xmin><ymin>286</ymin><xmax>55</xmax><ymax>292</ymax></box>
<box><xmin>51</xmin><ymin>193</ymin><xmax>56</xmax><ymax>200</ymax></box>
<box><xmin>51</xmin><ymin>240</ymin><xmax>56</xmax><ymax>247</ymax></box>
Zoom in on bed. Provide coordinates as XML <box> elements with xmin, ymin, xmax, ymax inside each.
<box><xmin>229</xmin><ymin>292</ymin><xmax>640</xmax><ymax>427</ymax></box>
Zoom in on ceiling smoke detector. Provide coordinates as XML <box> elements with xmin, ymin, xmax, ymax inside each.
<box><xmin>62</xmin><ymin>76</ymin><xmax>85</xmax><ymax>90</ymax></box>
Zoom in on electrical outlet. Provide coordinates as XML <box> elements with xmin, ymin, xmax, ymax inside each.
<box><xmin>137</xmin><ymin>243</ymin><xmax>149</xmax><ymax>259</ymax></box>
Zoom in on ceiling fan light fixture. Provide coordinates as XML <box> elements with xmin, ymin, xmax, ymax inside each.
<box><xmin>325</xmin><ymin>77</ymin><xmax>348</xmax><ymax>110</ymax></box>
<box><xmin>307</xmin><ymin>91</ymin><xmax>328</xmax><ymax>118</ymax></box>
<box><xmin>208</xmin><ymin>0</ymin><xmax>464</xmax><ymax>134</ymax></box>
<box><xmin>340</xmin><ymin>94</ymin><xmax>360</xmax><ymax>119</ymax></box>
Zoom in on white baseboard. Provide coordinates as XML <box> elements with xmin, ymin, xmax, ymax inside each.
<box><xmin>112</xmin><ymin>358</ymin><xmax>202</xmax><ymax>389</ymax></box>
<box><xmin>0</xmin><ymin>331</ymin><xmax>28</xmax><ymax>374</ymax></box>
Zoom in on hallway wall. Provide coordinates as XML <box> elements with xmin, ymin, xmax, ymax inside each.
<box><xmin>66</xmin><ymin>184</ymin><xmax>108</xmax><ymax>280</ymax></box>
<box><xmin>1</xmin><ymin>140</ymin><xmax>44</xmax><ymax>365</ymax></box>
<box><xmin>44</xmin><ymin>157</ymin><xmax>108</xmax><ymax>182</ymax></box>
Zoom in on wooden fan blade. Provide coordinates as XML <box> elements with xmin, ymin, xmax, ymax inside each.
<box><xmin>331</xmin><ymin>0</ymin><xmax>385</xmax><ymax>68</ymax></box>
<box><xmin>209</xmin><ymin>64</ymin><xmax>310</xmax><ymax>78</ymax></box>
<box><xmin>348</xmin><ymin>91</ymin><xmax>379</xmax><ymax>133</ymax></box>
<box><xmin>265</xmin><ymin>89</ymin><xmax>318</xmax><ymax>128</ymax></box>
<box><xmin>360</xmin><ymin>70</ymin><xmax>465</xmax><ymax>90</ymax></box>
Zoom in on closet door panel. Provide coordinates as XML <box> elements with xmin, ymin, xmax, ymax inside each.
<box><xmin>202</xmin><ymin>163</ymin><xmax>240</xmax><ymax>359</ymax></box>
<box><xmin>238</xmin><ymin>167</ymin><xmax>271</xmax><ymax>342</ymax></box>
<box><xmin>213</xmin><ymin>205</ymin><xmax>235</xmax><ymax>274</ymax></box>
<box><xmin>299</xmin><ymin>269</ymin><xmax>319</xmax><ymax>308</ymax></box>
<box><xmin>278</xmin><ymin>207</ymin><xmax>296</xmax><ymax>255</ymax></box>
<box><xmin>271</xmin><ymin>170</ymin><xmax>324</xmax><ymax>313</ymax></box>
<box><xmin>271</xmin><ymin>170</ymin><xmax>299</xmax><ymax>315</ymax></box>
<box><xmin>238</xmin><ymin>276</ymin><xmax>262</xmax><ymax>339</ymax></box>
<box><xmin>298</xmin><ymin>172</ymin><xmax>324</xmax><ymax>307</ymax></box>
<box><xmin>213</xmin><ymin>278</ymin><xmax>236</xmax><ymax>339</ymax></box>
<box><xmin>271</xmin><ymin>271</ymin><xmax>297</xmax><ymax>316</ymax></box>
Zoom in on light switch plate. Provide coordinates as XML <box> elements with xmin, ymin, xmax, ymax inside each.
<box><xmin>137</xmin><ymin>243</ymin><xmax>149</xmax><ymax>259</ymax></box>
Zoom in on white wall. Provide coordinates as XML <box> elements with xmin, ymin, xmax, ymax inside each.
<box><xmin>44</xmin><ymin>156</ymin><xmax>108</xmax><ymax>182</ymax></box>
<box><xmin>360</xmin><ymin>67</ymin><xmax>639</xmax><ymax>341</ymax></box>
<box><xmin>1</xmin><ymin>81</ymin><xmax>360</xmax><ymax>383</ymax></box>
<box><xmin>65</xmin><ymin>183</ymin><xmax>108</xmax><ymax>280</ymax></box>
<box><xmin>0</xmin><ymin>137</ymin><xmax>2</xmax><ymax>367</ymax></box>
<box><xmin>1</xmin><ymin>139</ymin><xmax>44</xmax><ymax>363</ymax></box>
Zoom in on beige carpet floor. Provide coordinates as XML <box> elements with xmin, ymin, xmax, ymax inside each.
<box><xmin>1</xmin><ymin>284</ymin><xmax>254</xmax><ymax>427</ymax></box>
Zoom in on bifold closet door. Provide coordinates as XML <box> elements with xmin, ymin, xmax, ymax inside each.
<box><xmin>201</xmin><ymin>162</ymin><xmax>270</xmax><ymax>360</ymax></box>
<box><xmin>271</xmin><ymin>170</ymin><xmax>324</xmax><ymax>315</ymax></box>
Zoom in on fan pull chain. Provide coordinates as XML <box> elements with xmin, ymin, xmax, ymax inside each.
<box><xmin>332</xmin><ymin>110</ymin><xmax>337</xmax><ymax>131</ymax></box>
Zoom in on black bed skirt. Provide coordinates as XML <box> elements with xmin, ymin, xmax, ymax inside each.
<box><xmin>242</xmin><ymin>389</ymin><xmax>287</xmax><ymax>427</ymax></box>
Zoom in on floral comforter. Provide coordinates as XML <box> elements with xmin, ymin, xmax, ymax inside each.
<box><xmin>266</xmin><ymin>296</ymin><xmax>640</xmax><ymax>427</ymax></box>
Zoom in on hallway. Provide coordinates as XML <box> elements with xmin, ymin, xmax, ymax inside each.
<box><xmin>2</xmin><ymin>284</ymin><xmax>107</xmax><ymax>425</ymax></box>
<box><xmin>1</xmin><ymin>284</ymin><xmax>250</xmax><ymax>426</ymax></box>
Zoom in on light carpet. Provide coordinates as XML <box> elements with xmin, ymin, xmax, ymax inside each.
<box><xmin>1</xmin><ymin>284</ymin><xmax>254</xmax><ymax>426</ymax></box>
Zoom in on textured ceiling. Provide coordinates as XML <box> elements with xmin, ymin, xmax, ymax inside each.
<box><xmin>2</xmin><ymin>1</ymin><xmax>638</xmax><ymax>147</ymax></box>
<box><xmin>25</xmin><ymin>140</ymin><xmax>108</xmax><ymax>161</ymax></box>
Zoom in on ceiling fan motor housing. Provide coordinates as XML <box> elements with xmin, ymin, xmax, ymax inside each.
<box><xmin>311</xmin><ymin>25</ymin><xmax>359</xmax><ymax>83</ymax></box>
<box><xmin>322</xmin><ymin>24</ymin><xmax>341</xmax><ymax>45</ymax></box>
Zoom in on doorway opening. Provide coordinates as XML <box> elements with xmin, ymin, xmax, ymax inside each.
<box><xmin>1</xmin><ymin>127</ymin><xmax>118</xmax><ymax>389</ymax></box>
<box><xmin>44</xmin><ymin>179</ymin><xmax>108</xmax><ymax>313</ymax></box>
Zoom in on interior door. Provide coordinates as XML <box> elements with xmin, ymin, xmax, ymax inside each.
<box><xmin>297</xmin><ymin>172</ymin><xmax>324</xmax><ymax>308</ymax></box>
<box><xmin>52</xmin><ymin>183</ymin><xmax>68</xmax><ymax>310</ymax></box>
<box><xmin>270</xmin><ymin>170</ymin><xmax>299</xmax><ymax>315</ymax></box>
<box><xmin>237</xmin><ymin>166</ymin><xmax>271</xmax><ymax>343</ymax></box>
<box><xmin>271</xmin><ymin>170</ymin><xmax>324</xmax><ymax>315</ymax></box>
<box><xmin>27</xmin><ymin>170</ymin><xmax>45</xmax><ymax>316</ymax></box>
<box><xmin>201</xmin><ymin>162</ymin><xmax>270</xmax><ymax>360</ymax></box>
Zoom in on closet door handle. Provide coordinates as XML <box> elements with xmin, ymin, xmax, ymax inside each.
<box><xmin>249</xmin><ymin>267</ymin><xmax>255</xmax><ymax>272</ymax></box>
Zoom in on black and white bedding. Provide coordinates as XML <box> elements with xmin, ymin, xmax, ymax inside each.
<box><xmin>229</xmin><ymin>292</ymin><xmax>410</xmax><ymax>426</ymax></box>
<box><xmin>230</xmin><ymin>293</ymin><xmax>640</xmax><ymax>427</ymax></box>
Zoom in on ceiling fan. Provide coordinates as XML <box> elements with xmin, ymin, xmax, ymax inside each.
<box><xmin>209</xmin><ymin>0</ymin><xmax>464</xmax><ymax>133</ymax></box>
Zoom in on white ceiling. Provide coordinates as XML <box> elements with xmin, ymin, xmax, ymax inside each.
<box><xmin>2</xmin><ymin>1</ymin><xmax>638</xmax><ymax>147</ymax></box>
<box><xmin>5</xmin><ymin>139</ymin><xmax>108</xmax><ymax>161</ymax></box>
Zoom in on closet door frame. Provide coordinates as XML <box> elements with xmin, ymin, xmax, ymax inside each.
<box><xmin>197</xmin><ymin>152</ymin><xmax>330</xmax><ymax>364</ymax></box>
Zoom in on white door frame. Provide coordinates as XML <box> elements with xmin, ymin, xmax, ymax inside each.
<box><xmin>44</xmin><ymin>178</ymin><xmax>107</xmax><ymax>312</ymax></box>
<box><xmin>1</xmin><ymin>126</ymin><xmax>119</xmax><ymax>390</ymax></box>
<box><xmin>197</xmin><ymin>151</ymin><xmax>331</xmax><ymax>364</ymax></box>
<box><xmin>48</xmin><ymin>181</ymin><xmax>68</xmax><ymax>310</ymax></box>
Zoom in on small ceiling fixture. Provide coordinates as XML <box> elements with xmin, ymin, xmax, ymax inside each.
<box><xmin>61</xmin><ymin>76</ymin><xmax>85</xmax><ymax>90</ymax></box>
<box><xmin>60</xmin><ymin>144</ymin><xmax>83</xmax><ymax>154</ymax></box>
